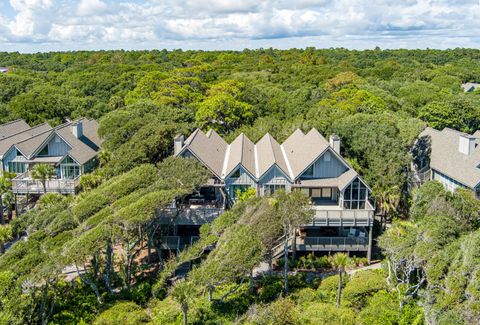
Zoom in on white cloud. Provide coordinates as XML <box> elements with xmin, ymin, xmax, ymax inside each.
<box><xmin>1</xmin><ymin>0</ymin><xmax>480</xmax><ymax>51</ymax></box>
<box><xmin>77</xmin><ymin>0</ymin><xmax>108</xmax><ymax>16</ymax></box>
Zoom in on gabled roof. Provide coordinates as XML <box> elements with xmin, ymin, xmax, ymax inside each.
<box><xmin>0</xmin><ymin>122</ymin><xmax>52</xmax><ymax>158</ymax></box>
<box><xmin>223</xmin><ymin>133</ymin><xmax>256</xmax><ymax>178</ymax></box>
<box><xmin>282</xmin><ymin>128</ymin><xmax>330</xmax><ymax>179</ymax></box>
<box><xmin>178</xmin><ymin>128</ymin><xmax>361</xmax><ymax>186</ymax></box>
<box><xmin>180</xmin><ymin>128</ymin><xmax>227</xmax><ymax>178</ymax></box>
<box><xmin>0</xmin><ymin>120</ymin><xmax>31</xmax><ymax>139</ymax></box>
<box><xmin>420</xmin><ymin>127</ymin><xmax>480</xmax><ymax>189</ymax></box>
<box><xmin>256</xmin><ymin>133</ymin><xmax>290</xmax><ymax>179</ymax></box>
<box><xmin>0</xmin><ymin>118</ymin><xmax>101</xmax><ymax>165</ymax></box>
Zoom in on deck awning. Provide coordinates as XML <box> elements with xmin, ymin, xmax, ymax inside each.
<box><xmin>27</xmin><ymin>156</ymin><xmax>63</xmax><ymax>164</ymax></box>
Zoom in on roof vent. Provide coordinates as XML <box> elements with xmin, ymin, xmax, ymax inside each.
<box><xmin>72</xmin><ymin>122</ymin><xmax>83</xmax><ymax>139</ymax></box>
<box><xmin>329</xmin><ymin>135</ymin><xmax>341</xmax><ymax>154</ymax></box>
<box><xmin>459</xmin><ymin>134</ymin><xmax>476</xmax><ymax>155</ymax></box>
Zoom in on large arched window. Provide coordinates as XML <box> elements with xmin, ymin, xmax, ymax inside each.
<box><xmin>343</xmin><ymin>178</ymin><xmax>367</xmax><ymax>209</ymax></box>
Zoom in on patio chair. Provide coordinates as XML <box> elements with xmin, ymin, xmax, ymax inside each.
<box><xmin>359</xmin><ymin>231</ymin><xmax>366</xmax><ymax>239</ymax></box>
<box><xmin>347</xmin><ymin>228</ymin><xmax>356</xmax><ymax>237</ymax></box>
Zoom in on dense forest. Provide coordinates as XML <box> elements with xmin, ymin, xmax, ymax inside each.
<box><xmin>1</xmin><ymin>48</ymin><xmax>480</xmax><ymax>324</ymax></box>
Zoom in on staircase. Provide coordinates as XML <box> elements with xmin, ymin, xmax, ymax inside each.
<box><xmin>271</xmin><ymin>234</ymin><xmax>295</xmax><ymax>260</ymax></box>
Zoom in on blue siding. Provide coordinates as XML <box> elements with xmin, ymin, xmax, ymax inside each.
<box><xmin>3</xmin><ymin>146</ymin><xmax>26</xmax><ymax>173</ymax></box>
<box><xmin>37</xmin><ymin>134</ymin><xmax>71</xmax><ymax>157</ymax></box>
<box><xmin>302</xmin><ymin>149</ymin><xmax>348</xmax><ymax>179</ymax></box>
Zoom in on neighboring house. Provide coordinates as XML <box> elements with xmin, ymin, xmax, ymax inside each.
<box><xmin>0</xmin><ymin>118</ymin><xmax>102</xmax><ymax>195</ymax></box>
<box><xmin>461</xmin><ymin>82</ymin><xmax>480</xmax><ymax>92</ymax></box>
<box><xmin>0</xmin><ymin>67</ymin><xmax>9</xmax><ymax>73</ymax></box>
<box><xmin>158</xmin><ymin>128</ymin><xmax>375</xmax><ymax>261</ymax></box>
<box><xmin>414</xmin><ymin>127</ymin><xmax>480</xmax><ymax>198</ymax></box>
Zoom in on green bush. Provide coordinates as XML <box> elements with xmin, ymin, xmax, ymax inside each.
<box><xmin>342</xmin><ymin>270</ymin><xmax>387</xmax><ymax>309</ymax></box>
<box><xmin>317</xmin><ymin>274</ymin><xmax>348</xmax><ymax>303</ymax></box>
<box><xmin>149</xmin><ymin>297</ymin><xmax>181</xmax><ymax>324</ymax></box>
<box><xmin>300</xmin><ymin>302</ymin><xmax>356</xmax><ymax>325</ymax></box>
<box><xmin>356</xmin><ymin>290</ymin><xmax>400</xmax><ymax>325</ymax></box>
<box><xmin>94</xmin><ymin>301</ymin><xmax>150</xmax><ymax>325</ymax></box>
<box><xmin>239</xmin><ymin>297</ymin><xmax>299</xmax><ymax>325</ymax></box>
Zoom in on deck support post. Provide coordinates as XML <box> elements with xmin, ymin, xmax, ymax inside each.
<box><xmin>367</xmin><ymin>225</ymin><xmax>373</xmax><ymax>263</ymax></box>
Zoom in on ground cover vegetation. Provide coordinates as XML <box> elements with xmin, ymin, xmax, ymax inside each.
<box><xmin>1</xmin><ymin>48</ymin><xmax>480</xmax><ymax>323</ymax></box>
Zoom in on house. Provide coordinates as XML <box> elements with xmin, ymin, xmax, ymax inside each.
<box><xmin>158</xmin><ymin>128</ymin><xmax>375</xmax><ymax>261</ymax></box>
<box><xmin>414</xmin><ymin>127</ymin><xmax>480</xmax><ymax>198</ymax></box>
<box><xmin>461</xmin><ymin>82</ymin><xmax>480</xmax><ymax>92</ymax></box>
<box><xmin>0</xmin><ymin>118</ymin><xmax>102</xmax><ymax>195</ymax></box>
<box><xmin>0</xmin><ymin>67</ymin><xmax>9</xmax><ymax>73</ymax></box>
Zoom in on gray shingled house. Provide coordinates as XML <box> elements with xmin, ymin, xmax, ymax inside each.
<box><xmin>414</xmin><ymin>127</ymin><xmax>480</xmax><ymax>198</ymax></box>
<box><xmin>159</xmin><ymin>128</ymin><xmax>375</xmax><ymax>261</ymax></box>
<box><xmin>0</xmin><ymin>118</ymin><xmax>102</xmax><ymax>195</ymax></box>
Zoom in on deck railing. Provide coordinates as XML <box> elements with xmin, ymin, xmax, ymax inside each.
<box><xmin>12</xmin><ymin>173</ymin><xmax>79</xmax><ymax>194</ymax></box>
<box><xmin>300</xmin><ymin>236</ymin><xmax>368</xmax><ymax>251</ymax></box>
<box><xmin>156</xmin><ymin>207</ymin><xmax>224</xmax><ymax>225</ymax></box>
<box><xmin>307</xmin><ymin>208</ymin><xmax>374</xmax><ymax>227</ymax></box>
<box><xmin>159</xmin><ymin>236</ymin><xmax>200</xmax><ymax>250</ymax></box>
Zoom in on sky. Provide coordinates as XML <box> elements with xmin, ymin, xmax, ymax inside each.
<box><xmin>1</xmin><ymin>0</ymin><xmax>480</xmax><ymax>52</ymax></box>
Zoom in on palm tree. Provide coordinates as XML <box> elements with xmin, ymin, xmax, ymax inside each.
<box><xmin>31</xmin><ymin>164</ymin><xmax>56</xmax><ymax>194</ymax></box>
<box><xmin>330</xmin><ymin>252</ymin><xmax>349</xmax><ymax>308</ymax></box>
<box><xmin>171</xmin><ymin>279</ymin><xmax>194</xmax><ymax>325</ymax></box>
<box><xmin>0</xmin><ymin>176</ymin><xmax>12</xmax><ymax>225</ymax></box>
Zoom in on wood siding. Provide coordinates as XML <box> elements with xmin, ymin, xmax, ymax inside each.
<box><xmin>301</xmin><ymin>149</ymin><xmax>348</xmax><ymax>179</ymax></box>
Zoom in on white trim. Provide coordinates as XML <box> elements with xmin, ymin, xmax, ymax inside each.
<box><xmin>280</xmin><ymin>144</ymin><xmax>294</xmax><ymax>180</ymax></box>
<box><xmin>221</xmin><ymin>144</ymin><xmax>231</xmax><ymax>179</ymax></box>
<box><xmin>254</xmin><ymin>144</ymin><xmax>259</xmax><ymax>179</ymax></box>
<box><xmin>294</xmin><ymin>147</ymin><xmax>350</xmax><ymax>181</ymax></box>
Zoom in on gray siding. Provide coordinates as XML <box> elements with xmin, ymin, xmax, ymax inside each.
<box><xmin>432</xmin><ymin>169</ymin><xmax>468</xmax><ymax>192</ymax></box>
<box><xmin>2</xmin><ymin>146</ymin><xmax>25</xmax><ymax>171</ymax></box>
<box><xmin>38</xmin><ymin>134</ymin><xmax>71</xmax><ymax>157</ymax></box>
<box><xmin>258</xmin><ymin>166</ymin><xmax>292</xmax><ymax>195</ymax></box>
<box><xmin>225</xmin><ymin>166</ymin><xmax>256</xmax><ymax>186</ymax></box>
<box><xmin>303</xmin><ymin>149</ymin><xmax>348</xmax><ymax>179</ymax></box>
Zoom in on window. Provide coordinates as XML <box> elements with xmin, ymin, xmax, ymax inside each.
<box><xmin>229</xmin><ymin>185</ymin><xmax>251</xmax><ymax>200</ymax></box>
<box><xmin>304</xmin><ymin>165</ymin><xmax>314</xmax><ymax>177</ymax></box>
<box><xmin>231</xmin><ymin>169</ymin><xmax>241</xmax><ymax>178</ymax></box>
<box><xmin>38</xmin><ymin>145</ymin><xmax>48</xmax><ymax>156</ymax></box>
<box><xmin>311</xmin><ymin>188</ymin><xmax>322</xmax><ymax>198</ymax></box>
<box><xmin>264</xmin><ymin>184</ymin><xmax>285</xmax><ymax>196</ymax></box>
<box><xmin>321</xmin><ymin>188</ymin><xmax>332</xmax><ymax>198</ymax></box>
<box><xmin>8</xmin><ymin>162</ymin><xmax>25</xmax><ymax>174</ymax></box>
<box><xmin>343</xmin><ymin>179</ymin><xmax>368</xmax><ymax>209</ymax></box>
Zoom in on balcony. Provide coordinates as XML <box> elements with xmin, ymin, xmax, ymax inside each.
<box><xmin>156</xmin><ymin>206</ymin><xmax>224</xmax><ymax>225</ymax></box>
<box><xmin>304</xmin><ymin>202</ymin><xmax>375</xmax><ymax>227</ymax></box>
<box><xmin>12</xmin><ymin>172</ymin><xmax>79</xmax><ymax>195</ymax></box>
<box><xmin>158</xmin><ymin>236</ymin><xmax>200</xmax><ymax>250</ymax></box>
<box><xmin>297</xmin><ymin>236</ymin><xmax>369</xmax><ymax>252</ymax></box>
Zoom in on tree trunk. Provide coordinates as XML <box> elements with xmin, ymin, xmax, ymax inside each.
<box><xmin>283</xmin><ymin>228</ymin><xmax>289</xmax><ymax>294</ymax></box>
<box><xmin>182</xmin><ymin>304</ymin><xmax>188</xmax><ymax>325</ymax></box>
<box><xmin>76</xmin><ymin>265</ymin><xmax>102</xmax><ymax>304</ymax></box>
<box><xmin>104</xmin><ymin>239</ymin><xmax>113</xmax><ymax>294</ymax></box>
<box><xmin>42</xmin><ymin>180</ymin><xmax>47</xmax><ymax>194</ymax></box>
<box><xmin>292</xmin><ymin>226</ymin><xmax>297</xmax><ymax>261</ymax></box>
<box><xmin>208</xmin><ymin>285</ymin><xmax>213</xmax><ymax>302</ymax></box>
<box><xmin>0</xmin><ymin>194</ymin><xmax>4</xmax><ymax>225</ymax></box>
<box><xmin>336</xmin><ymin>269</ymin><xmax>343</xmax><ymax>308</ymax></box>
<box><xmin>249</xmin><ymin>271</ymin><xmax>254</xmax><ymax>293</ymax></box>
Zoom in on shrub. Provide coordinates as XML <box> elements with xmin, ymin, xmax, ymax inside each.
<box><xmin>356</xmin><ymin>290</ymin><xmax>400</xmax><ymax>325</ymax></box>
<box><xmin>94</xmin><ymin>301</ymin><xmax>150</xmax><ymax>325</ymax></box>
<box><xmin>342</xmin><ymin>270</ymin><xmax>387</xmax><ymax>309</ymax></box>
<box><xmin>239</xmin><ymin>298</ymin><xmax>299</xmax><ymax>325</ymax></box>
<box><xmin>149</xmin><ymin>297</ymin><xmax>181</xmax><ymax>324</ymax></box>
<box><xmin>300</xmin><ymin>302</ymin><xmax>356</xmax><ymax>325</ymax></box>
<box><xmin>317</xmin><ymin>274</ymin><xmax>348</xmax><ymax>303</ymax></box>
